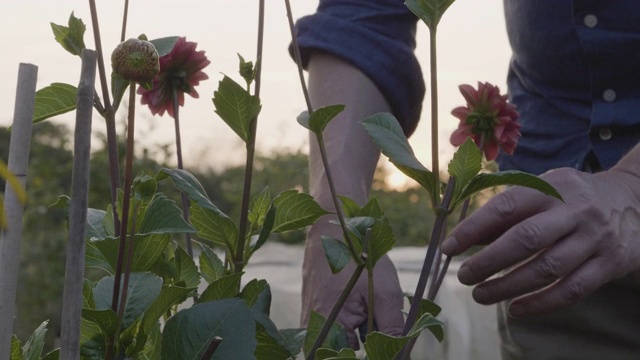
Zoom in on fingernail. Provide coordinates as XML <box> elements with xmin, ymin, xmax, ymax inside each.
<box><xmin>472</xmin><ymin>286</ymin><xmax>488</xmax><ymax>303</ymax></box>
<box><xmin>441</xmin><ymin>236</ymin><xmax>457</xmax><ymax>255</ymax></box>
<box><xmin>457</xmin><ymin>264</ymin><xmax>473</xmax><ymax>284</ymax></box>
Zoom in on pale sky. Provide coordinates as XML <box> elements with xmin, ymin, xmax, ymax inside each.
<box><xmin>0</xmin><ymin>0</ymin><xmax>510</xmax><ymax>184</ymax></box>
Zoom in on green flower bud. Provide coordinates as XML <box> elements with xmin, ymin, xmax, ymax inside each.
<box><xmin>111</xmin><ymin>38</ymin><xmax>160</xmax><ymax>83</ymax></box>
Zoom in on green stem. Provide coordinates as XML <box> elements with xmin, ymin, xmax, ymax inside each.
<box><xmin>172</xmin><ymin>88</ymin><xmax>193</xmax><ymax>257</ymax></box>
<box><xmin>88</xmin><ymin>0</ymin><xmax>122</xmax><ymax>234</ymax></box>
<box><xmin>200</xmin><ymin>337</ymin><xmax>223</xmax><ymax>360</ymax></box>
<box><xmin>234</xmin><ymin>0</ymin><xmax>264</xmax><ymax>274</ymax></box>
<box><xmin>307</xmin><ymin>260</ymin><xmax>366</xmax><ymax>360</ymax></box>
<box><xmin>284</xmin><ymin>0</ymin><xmax>312</xmax><ymax>113</ymax></box>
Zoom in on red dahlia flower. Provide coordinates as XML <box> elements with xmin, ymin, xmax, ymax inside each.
<box><xmin>138</xmin><ymin>37</ymin><xmax>210</xmax><ymax>117</ymax></box>
<box><xmin>450</xmin><ymin>82</ymin><xmax>521</xmax><ymax>161</ymax></box>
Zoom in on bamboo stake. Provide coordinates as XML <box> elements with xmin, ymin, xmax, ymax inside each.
<box><xmin>59</xmin><ymin>49</ymin><xmax>97</xmax><ymax>360</ymax></box>
<box><xmin>0</xmin><ymin>63</ymin><xmax>38</xmax><ymax>358</ymax></box>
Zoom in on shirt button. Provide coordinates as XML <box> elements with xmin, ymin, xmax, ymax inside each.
<box><xmin>584</xmin><ymin>14</ymin><xmax>598</xmax><ymax>28</ymax></box>
<box><xmin>599</xmin><ymin>128</ymin><xmax>612</xmax><ymax>141</ymax></box>
<box><xmin>603</xmin><ymin>89</ymin><xmax>616</xmax><ymax>102</ymax></box>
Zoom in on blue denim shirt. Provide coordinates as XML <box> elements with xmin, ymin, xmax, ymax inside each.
<box><xmin>293</xmin><ymin>0</ymin><xmax>640</xmax><ymax>174</ymax></box>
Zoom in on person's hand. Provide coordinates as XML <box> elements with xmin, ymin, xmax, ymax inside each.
<box><xmin>301</xmin><ymin>218</ymin><xmax>405</xmax><ymax>348</ymax></box>
<box><xmin>441</xmin><ymin>167</ymin><xmax>640</xmax><ymax>318</ymax></box>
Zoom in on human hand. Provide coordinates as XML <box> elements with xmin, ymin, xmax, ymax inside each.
<box><xmin>441</xmin><ymin>167</ymin><xmax>640</xmax><ymax>318</ymax></box>
<box><xmin>300</xmin><ymin>219</ymin><xmax>404</xmax><ymax>348</ymax></box>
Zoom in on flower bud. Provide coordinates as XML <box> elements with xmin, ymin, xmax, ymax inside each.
<box><xmin>111</xmin><ymin>38</ymin><xmax>160</xmax><ymax>83</ymax></box>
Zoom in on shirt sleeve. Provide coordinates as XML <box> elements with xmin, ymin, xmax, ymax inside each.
<box><xmin>289</xmin><ymin>0</ymin><xmax>425</xmax><ymax>137</ymax></box>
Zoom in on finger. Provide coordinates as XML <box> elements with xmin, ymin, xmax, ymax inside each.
<box><xmin>457</xmin><ymin>207</ymin><xmax>577</xmax><ymax>285</ymax></box>
<box><xmin>507</xmin><ymin>255</ymin><xmax>615</xmax><ymax>317</ymax></box>
<box><xmin>371</xmin><ymin>278</ymin><xmax>404</xmax><ymax>337</ymax></box>
<box><xmin>442</xmin><ymin>186</ymin><xmax>559</xmax><ymax>256</ymax></box>
<box><xmin>471</xmin><ymin>233</ymin><xmax>593</xmax><ymax>304</ymax></box>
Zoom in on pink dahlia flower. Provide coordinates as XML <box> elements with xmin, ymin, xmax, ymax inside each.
<box><xmin>450</xmin><ymin>82</ymin><xmax>521</xmax><ymax>161</ymax></box>
<box><xmin>138</xmin><ymin>37</ymin><xmax>210</xmax><ymax>117</ymax></box>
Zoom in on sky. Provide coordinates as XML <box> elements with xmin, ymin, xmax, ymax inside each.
<box><xmin>0</xmin><ymin>0</ymin><xmax>510</xmax><ymax>187</ymax></box>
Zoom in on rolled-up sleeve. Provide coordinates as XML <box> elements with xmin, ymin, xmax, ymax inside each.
<box><xmin>290</xmin><ymin>0</ymin><xmax>425</xmax><ymax>136</ymax></box>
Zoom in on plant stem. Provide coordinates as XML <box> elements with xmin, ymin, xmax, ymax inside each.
<box><xmin>397</xmin><ymin>178</ymin><xmax>455</xmax><ymax>360</ymax></box>
<box><xmin>284</xmin><ymin>0</ymin><xmax>312</xmax><ymax>113</ymax></box>
<box><xmin>307</xmin><ymin>261</ymin><xmax>366</xmax><ymax>360</ymax></box>
<box><xmin>363</xmin><ymin>229</ymin><xmax>374</xmax><ymax>336</ymax></box>
<box><xmin>120</xmin><ymin>0</ymin><xmax>129</xmax><ymax>42</ymax></box>
<box><xmin>107</xmin><ymin>82</ymin><xmax>137</xmax><ymax>360</ymax></box>
<box><xmin>88</xmin><ymin>0</ymin><xmax>122</xmax><ymax>234</ymax></box>
<box><xmin>429</xmin><ymin>28</ymin><xmax>440</xmax><ymax>207</ymax></box>
<box><xmin>233</xmin><ymin>0</ymin><xmax>264</xmax><ymax>274</ymax></box>
<box><xmin>172</xmin><ymin>88</ymin><xmax>193</xmax><ymax>257</ymax></box>
<box><xmin>200</xmin><ymin>337</ymin><xmax>223</xmax><ymax>360</ymax></box>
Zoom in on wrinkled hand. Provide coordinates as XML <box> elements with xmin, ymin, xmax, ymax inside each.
<box><xmin>301</xmin><ymin>218</ymin><xmax>404</xmax><ymax>348</ymax></box>
<box><xmin>441</xmin><ymin>167</ymin><xmax>640</xmax><ymax>318</ymax></box>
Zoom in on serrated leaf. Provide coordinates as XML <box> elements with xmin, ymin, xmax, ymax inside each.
<box><xmin>81</xmin><ymin>308</ymin><xmax>119</xmax><ymax>338</ymax></box>
<box><xmin>405</xmin><ymin>295</ymin><xmax>442</xmax><ymax>318</ymax></box>
<box><xmin>321</xmin><ymin>236</ymin><xmax>352</xmax><ymax>274</ymax></box>
<box><xmin>255</xmin><ymin>324</ymin><xmax>295</xmax><ymax>360</ymax></box>
<box><xmin>249</xmin><ymin>187</ymin><xmax>271</xmax><ymax>226</ymax></box>
<box><xmin>83</xmin><ymin>279</ymin><xmax>96</xmax><ymax>309</ymax></box>
<box><xmin>240</xmin><ymin>279</ymin><xmax>269</xmax><ymax>309</ymax></box>
<box><xmin>138</xmin><ymin>193</ymin><xmax>196</xmax><ymax>235</ymax></box>
<box><xmin>448</xmin><ymin>137</ymin><xmax>482</xmax><ymax>204</ymax></box>
<box><xmin>86</xmin><ymin>234</ymin><xmax>171</xmax><ymax>274</ymax></box>
<box><xmin>149</xmin><ymin>36</ymin><xmax>179</xmax><ymax>57</ymax></box>
<box><xmin>297</xmin><ymin>104</ymin><xmax>346</xmax><ymax>134</ymax></box>
<box><xmin>212</xmin><ymin>75</ymin><xmax>261</xmax><ymax>142</ymax></box>
<box><xmin>405</xmin><ymin>0</ymin><xmax>456</xmax><ymax>29</ymax></box>
<box><xmin>86</xmin><ymin>208</ymin><xmax>108</xmax><ymax>240</ymax></box>
<box><xmin>366</xmin><ymin>217</ymin><xmax>395</xmax><ymax>268</ymax></box>
<box><xmin>271</xmin><ymin>190</ymin><xmax>329</xmax><ymax>233</ymax></box>
<box><xmin>33</xmin><ymin>83</ymin><xmax>77</xmax><ymax>124</ymax></box>
<box><xmin>316</xmin><ymin>348</ymin><xmax>358</xmax><ymax>360</ymax></box>
<box><xmin>158</xmin><ymin>168</ymin><xmax>212</xmax><ymax>209</ymax></box>
<box><xmin>141</xmin><ymin>284</ymin><xmax>194</xmax><ymax>334</ymax></box>
<box><xmin>174</xmin><ymin>246</ymin><xmax>200</xmax><ymax>289</ymax></box>
<box><xmin>161</xmin><ymin>299</ymin><xmax>256</xmax><ymax>360</ymax></box>
<box><xmin>280</xmin><ymin>328</ymin><xmax>306</xmax><ymax>359</ymax></box>
<box><xmin>363</xmin><ymin>312</ymin><xmax>444</xmax><ymax>360</ymax></box>
<box><xmin>199</xmin><ymin>273</ymin><xmax>242</xmax><ymax>302</ymax></box>
<box><xmin>93</xmin><ymin>272</ymin><xmax>163</xmax><ymax>330</ymax></box>
<box><xmin>361</xmin><ymin>113</ymin><xmax>437</xmax><ymax>206</ymax></box>
<box><xmin>197</xmin><ymin>241</ymin><xmax>226</xmax><ymax>283</ymax></box>
<box><xmin>190</xmin><ymin>203</ymin><xmax>238</xmax><ymax>252</ymax></box>
<box><xmin>50</xmin><ymin>12</ymin><xmax>86</xmax><ymax>56</ymax></box>
<box><xmin>453</xmin><ymin>170</ymin><xmax>563</xmax><ymax>209</ymax></box>
<box><xmin>250</xmin><ymin>205</ymin><xmax>276</xmax><ymax>255</ymax></box>
<box><xmin>11</xmin><ymin>335</ymin><xmax>23</xmax><ymax>360</ymax></box>
<box><xmin>304</xmin><ymin>312</ymin><xmax>350</xmax><ymax>357</ymax></box>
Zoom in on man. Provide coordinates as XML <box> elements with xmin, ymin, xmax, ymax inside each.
<box><xmin>292</xmin><ymin>0</ymin><xmax>640</xmax><ymax>358</ymax></box>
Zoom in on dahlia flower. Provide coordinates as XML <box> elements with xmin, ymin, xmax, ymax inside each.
<box><xmin>111</xmin><ymin>38</ymin><xmax>160</xmax><ymax>83</ymax></box>
<box><xmin>450</xmin><ymin>82</ymin><xmax>521</xmax><ymax>160</ymax></box>
<box><xmin>138</xmin><ymin>37</ymin><xmax>210</xmax><ymax>117</ymax></box>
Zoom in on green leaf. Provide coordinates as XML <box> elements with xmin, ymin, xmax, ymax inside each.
<box><xmin>453</xmin><ymin>170</ymin><xmax>564</xmax><ymax>209</ymax></box>
<box><xmin>83</xmin><ymin>279</ymin><xmax>96</xmax><ymax>309</ymax></box>
<box><xmin>32</xmin><ymin>83</ymin><xmax>77</xmax><ymax>124</ymax></box>
<box><xmin>404</xmin><ymin>0</ymin><xmax>457</xmax><ymax>29</ymax></box>
<box><xmin>41</xmin><ymin>349</ymin><xmax>59</xmax><ymax>360</ymax></box>
<box><xmin>138</xmin><ymin>193</ymin><xmax>196</xmax><ymax>235</ymax></box>
<box><xmin>199</xmin><ymin>273</ymin><xmax>242</xmax><ymax>302</ymax></box>
<box><xmin>158</xmin><ymin>169</ymin><xmax>212</xmax><ymax>209</ymax></box>
<box><xmin>174</xmin><ymin>246</ymin><xmax>200</xmax><ymax>289</ymax></box>
<box><xmin>212</xmin><ymin>75</ymin><xmax>262</xmax><ymax>142</ymax></box>
<box><xmin>22</xmin><ymin>321</ymin><xmax>49</xmax><ymax>360</ymax></box>
<box><xmin>251</xmin><ymin>205</ymin><xmax>276</xmax><ymax>255</ymax></box>
<box><xmin>79</xmin><ymin>317</ymin><xmax>105</xmax><ymax>358</ymax></box>
<box><xmin>304</xmin><ymin>312</ymin><xmax>350</xmax><ymax>357</ymax></box>
<box><xmin>361</xmin><ymin>113</ymin><xmax>438</xmax><ymax>206</ymax></box>
<box><xmin>50</xmin><ymin>12</ymin><xmax>86</xmax><ymax>56</ymax></box>
<box><xmin>86</xmin><ymin>234</ymin><xmax>172</xmax><ymax>274</ymax></box>
<box><xmin>406</xmin><ymin>295</ymin><xmax>442</xmax><ymax>318</ymax></box>
<box><xmin>93</xmin><ymin>272</ymin><xmax>163</xmax><ymax>330</ymax></box>
<box><xmin>447</xmin><ymin>137</ymin><xmax>482</xmax><ymax>204</ymax></box>
<box><xmin>366</xmin><ymin>217</ymin><xmax>395</xmax><ymax>269</ymax></box>
<box><xmin>110</xmin><ymin>72</ymin><xmax>130</xmax><ymax>112</ymax></box>
<box><xmin>141</xmin><ymin>284</ymin><xmax>194</xmax><ymax>334</ymax></box>
<box><xmin>10</xmin><ymin>335</ymin><xmax>23</xmax><ymax>360</ymax></box>
<box><xmin>271</xmin><ymin>190</ymin><xmax>329</xmax><ymax>233</ymax></box>
<box><xmin>316</xmin><ymin>348</ymin><xmax>358</xmax><ymax>360</ymax></box>
<box><xmin>321</xmin><ymin>236</ymin><xmax>352</xmax><ymax>274</ymax></box>
<box><xmin>337</xmin><ymin>196</ymin><xmax>362</xmax><ymax>218</ymax></box>
<box><xmin>363</xmin><ymin>312</ymin><xmax>444</xmax><ymax>360</ymax></box>
<box><xmin>254</xmin><ymin>324</ymin><xmax>295</xmax><ymax>360</ymax></box>
<box><xmin>137</xmin><ymin>321</ymin><xmax>161</xmax><ymax>360</ymax></box>
<box><xmin>149</xmin><ymin>36</ymin><xmax>179</xmax><ymax>57</ymax></box>
<box><xmin>248</xmin><ymin>187</ymin><xmax>271</xmax><ymax>227</ymax></box>
<box><xmin>197</xmin><ymin>241</ymin><xmax>226</xmax><ymax>283</ymax></box>
<box><xmin>240</xmin><ymin>279</ymin><xmax>269</xmax><ymax>309</ymax></box>
<box><xmin>190</xmin><ymin>203</ymin><xmax>238</xmax><ymax>251</ymax></box>
<box><xmin>81</xmin><ymin>308</ymin><xmax>118</xmax><ymax>338</ymax></box>
<box><xmin>297</xmin><ymin>104</ymin><xmax>346</xmax><ymax>135</ymax></box>
<box><xmin>279</xmin><ymin>328</ymin><xmax>306</xmax><ymax>359</ymax></box>
<box><xmin>86</xmin><ymin>208</ymin><xmax>108</xmax><ymax>240</ymax></box>
<box><xmin>161</xmin><ymin>299</ymin><xmax>256</xmax><ymax>360</ymax></box>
